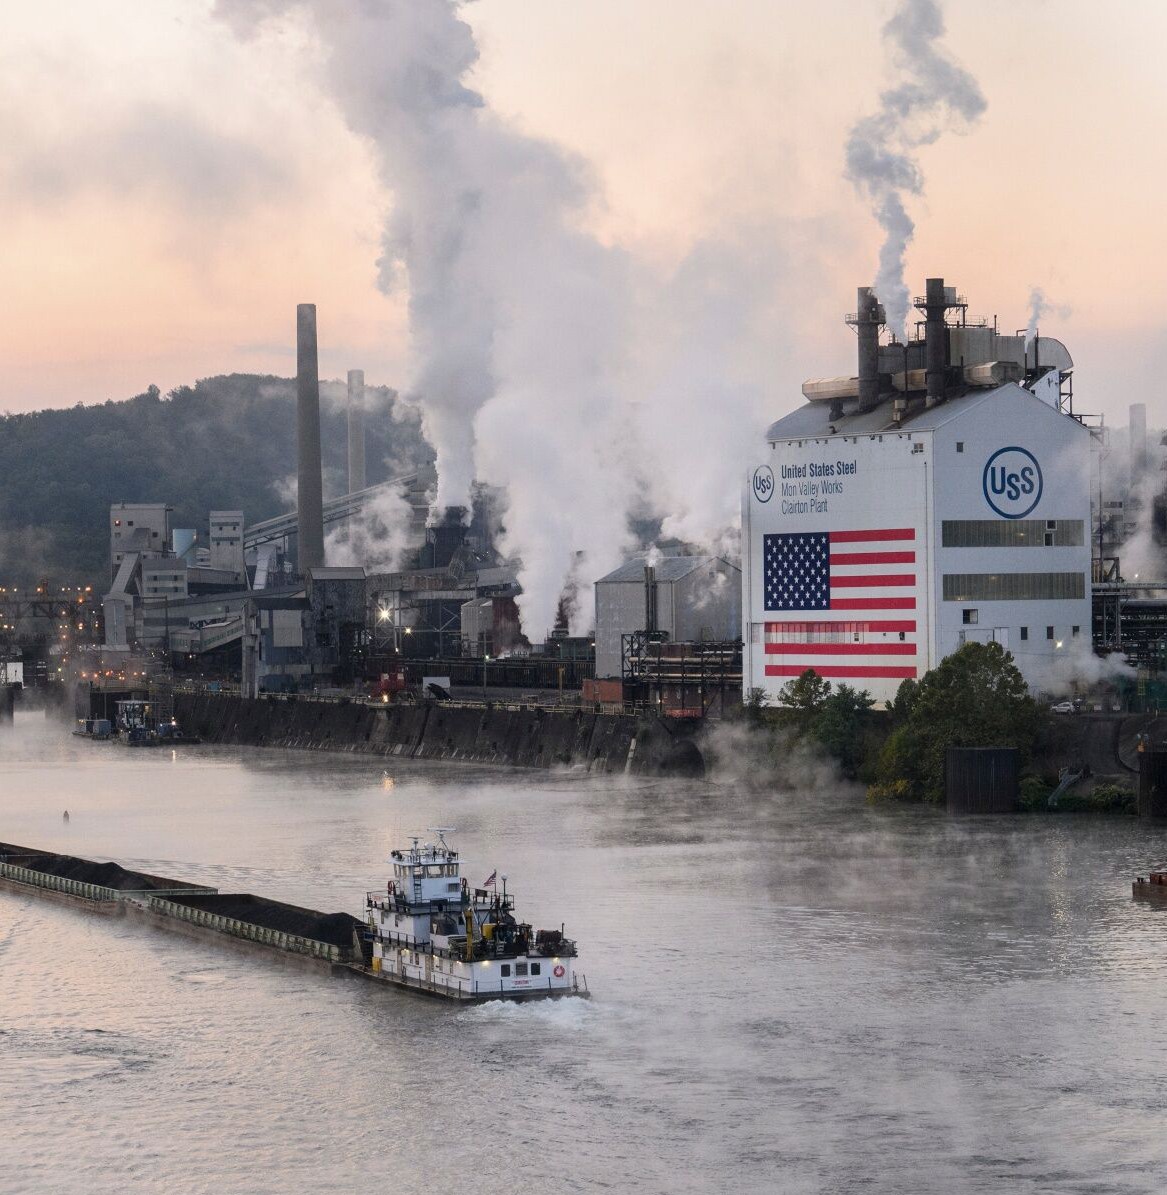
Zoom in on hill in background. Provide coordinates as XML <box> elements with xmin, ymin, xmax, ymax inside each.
<box><xmin>0</xmin><ymin>374</ymin><xmax>430</xmax><ymax>587</ymax></box>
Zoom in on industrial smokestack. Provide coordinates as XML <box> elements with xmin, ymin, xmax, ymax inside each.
<box><xmin>856</xmin><ymin>287</ymin><xmax>882</xmax><ymax>414</ymax></box>
<box><xmin>644</xmin><ymin>565</ymin><xmax>658</xmax><ymax>634</ymax></box>
<box><xmin>347</xmin><ymin>369</ymin><xmax>366</xmax><ymax>494</ymax></box>
<box><xmin>296</xmin><ymin>303</ymin><xmax>325</xmax><ymax>573</ymax></box>
<box><xmin>924</xmin><ymin>277</ymin><xmax>948</xmax><ymax>409</ymax></box>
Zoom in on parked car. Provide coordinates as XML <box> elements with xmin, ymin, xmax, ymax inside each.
<box><xmin>1050</xmin><ymin>701</ymin><xmax>1076</xmax><ymax>714</ymax></box>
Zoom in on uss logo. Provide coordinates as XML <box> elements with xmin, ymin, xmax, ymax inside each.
<box><xmin>983</xmin><ymin>447</ymin><xmax>1042</xmax><ymax>519</ymax></box>
<box><xmin>752</xmin><ymin>465</ymin><xmax>774</xmax><ymax>503</ymax></box>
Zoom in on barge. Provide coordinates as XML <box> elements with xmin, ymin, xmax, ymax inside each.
<box><xmin>0</xmin><ymin>836</ymin><xmax>587</xmax><ymax>1002</ymax></box>
<box><xmin>1133</xmin><ymin>871</ymin><xmax>1167</xmax><ymax>902</ymax></box>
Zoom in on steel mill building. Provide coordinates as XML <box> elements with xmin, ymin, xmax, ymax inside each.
<box><xmin>742</xmin><ymin>279</ymin><xmax>1093</xmax><ymax>705</ymax></box>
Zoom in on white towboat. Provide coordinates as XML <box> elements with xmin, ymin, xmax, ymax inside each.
<box><xmin>363</xmin><ymin>830</ymin><xmax>586</xmax><ymax>1001</ymax></box>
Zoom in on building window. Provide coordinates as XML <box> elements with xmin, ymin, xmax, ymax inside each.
<box><xmin>942</xmin><ymin>573</ymin><xmax>1086</xmax><ymax>601</ymax></box>
<box><xmin>958</xmin><ymin>631</ymin><xmax>967</xmax><ymax>644</ymax></box>
<box><xmin>501</xmin><ymin>964</ymin><xmax>511</xmax><ymax>977</ymax></box>
<box><xmin>941</xmin><ymin>520</ymin><xmax>1085</xmax><ymax>548</ymax></box>
<box><xmin>1020</xmin><ymin>627</ymin><xmax>1028</xmax><ymax>641</ymax></box>
<box><xmin>516</xmin><ymin>963</ymin><xmax>528</xmax><ymax>977</ymax></box>
<box><xmin>956</xmin><ymin>442</ymin><xmax>964</xmax><ymax>453</ymax></box>
<box><xmin>1072</xmin><ymin>625</ymin><xmax>1080</xmax><ymax>637</ymax></box>
<box><xmin>962</xmin><ymin>609</ymin><xmax>978</xmax><ymax>625</ymax></box>
<box><xmin>1046</xmin><ymin>626</ymin><xmax>1055</xmax><ymax>640</ymax></box>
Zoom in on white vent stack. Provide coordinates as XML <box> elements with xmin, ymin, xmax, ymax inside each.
<box><xmin>296</xmin><ymin>303</ymin><xmax>325</xmax><ymax>573</ymax></box>
<box><xmin>347</xmin><ymin>369</ymin><xmax>366</xmax><ymax>495</ymax></box>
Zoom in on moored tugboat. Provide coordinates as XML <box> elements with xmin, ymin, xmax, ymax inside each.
<box><xmin>363</xmin><ymin>829</ymin><xmax>586</xmax><ymax>1001</ymax></box>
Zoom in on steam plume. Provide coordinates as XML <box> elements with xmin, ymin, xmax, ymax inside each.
<box><xmin>1024</xmin><ymin>287</ymin><xmax>1071</xmax><ymax>349</ymax></box>
<box><xmin>844</xmin><ymin>0</ymin><xmax>986</xmax><ymax>337</ymax></box>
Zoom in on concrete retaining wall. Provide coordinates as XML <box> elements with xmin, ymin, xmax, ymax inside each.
<box><xmin>173</xmin><ymin>693</ymin><xmax>704</xmax><ymax>776</ymax></box>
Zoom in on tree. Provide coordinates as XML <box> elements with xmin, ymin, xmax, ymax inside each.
<box><xmin>812</xmin><ymin>684</ymin><xmax>875</xmax><ymax>778</ymax></box>
<box><xmin>776</xmin><ymin>669</ymin><xmax>832</xmax><ymax>730</ymax></box>
<box><xmin>874</xmin><ymin>641</ymin><xmax>1041</xmax><ymax>802</ymax></box>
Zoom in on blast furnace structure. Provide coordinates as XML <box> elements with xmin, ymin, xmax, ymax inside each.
<box><xmin>743</xmin><ymin>279</ymin><xmax>1093</xmax><ymax>705</ymax></box>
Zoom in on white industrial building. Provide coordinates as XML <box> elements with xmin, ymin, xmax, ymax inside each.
<box><xmin>743</xmin><ymin>279</ymin><xmax>1093</xmax><ymax>705</ymax></box>
<box><xmin>595</xmin><ymin>556</ymin><xmax>741</xmax><ymax>680</ymax></box>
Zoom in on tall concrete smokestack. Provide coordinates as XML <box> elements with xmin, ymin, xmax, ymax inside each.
<box><xmin>296</xmin><ymin>303</ymin><xmax>325</xmax><ymax>573</ymax></box>
<box><xmin>856</xmin><ymin>287</ymin><xmax>882</xmax><ymax>414</ymax></box>
<box><xmin>923</xmin><ymin>277</ymin><xmax>948</xmax><ymax>409</ymax></box>
<box><xmin>347</xmin><ymin>369</ymin><xmax>366</xmax><ymax>494</ymax></box>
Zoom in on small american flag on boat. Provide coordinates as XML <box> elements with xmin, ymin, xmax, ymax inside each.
<box><xmin>483</xmin><ymin>870</ymin><xmax>497</xmax><ymax>888</ymax></box>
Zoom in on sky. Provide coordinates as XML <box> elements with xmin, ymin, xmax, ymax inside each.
<box><xmin>5</xmin><ymin>0</ymin><xmax>1167</xmax><ymax>634</ymax></box>
<box><xmin>3</xmin><ymin>0</ymin><xmax>1165</xmax><ymax>432</ymax></box>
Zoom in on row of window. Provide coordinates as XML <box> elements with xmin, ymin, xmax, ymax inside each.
<box><xmin>500</xmin><ymin>962</ymin><xmax>542</xmax><ymax>978</ymax></box>
<box><xmin>941</xmin><ymin>519</ymin><xmax>1084</xmax><ymax>548</ymax></box>
<box><xmin>942</xmin><ymin>573</ymin><xmax>1086</xmax><ymax>602</ymax></box>
<box><xmin>960</xmin><ymin>610</ymin><xmax>1081</xmax><ymax>640</ymax></box>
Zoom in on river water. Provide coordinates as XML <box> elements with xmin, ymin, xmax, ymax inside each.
<box><xmin>2</xmin><ymin>712</ymin><xmax>1167</xmax><ymax>1194</ymax></box>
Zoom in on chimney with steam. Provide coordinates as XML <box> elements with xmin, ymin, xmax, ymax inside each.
<box><xmin>1131</xmin><ymin>402</ymin><xmax>1149</xmax><ymax>487</ymax></box>
<box><xmin>347</xmin><ymin>369</ymin><xmax>366</xmax><ymax>494</ymax></box>
<box><xmin>296</xmin><ymin>303</ymin><xmax>325</xmax><ymax>573</ymax></box>
<box><xmin>922</xmin><ymin>277</ymin><xmax>949</xmax><ymax>409</ymax></box>
<box><xmin>855</xmin><ymin>286</ymin><xmax>883</xmax><ymax>414</ymax></box>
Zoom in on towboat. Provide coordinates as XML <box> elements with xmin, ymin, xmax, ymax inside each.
<box><xmin>1133</xmin><ymin>871</ymin><xmax>1167</xmax><ymax>902</ymax></box>
<box><xmin>72</xmin><ymin>717</ymin><xmax>113</xmax><ymax>741</ymax></box>
<box><xmin>363</xmin><ymin>829</ymin><xmax>587</xmax><ymax>1001</ymax></box>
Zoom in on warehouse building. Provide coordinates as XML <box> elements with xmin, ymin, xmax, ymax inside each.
<box><xmin>743</xmin><ymin>279</ymin><xmax>1093</xmax><ymax>705</ymax></box>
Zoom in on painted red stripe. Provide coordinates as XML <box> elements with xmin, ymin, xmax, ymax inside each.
<box><xmin>765</xmin><ymin>665</ymin><xmax>918</xmax><ymax>679</ymax></box>
<box><xmin>829</xmin><ymin>551</ymin><xmax>915</xmax><ymax>566</ymax></box>
<box><xmin>830</xmin><ymin>597</ymin><xmax>917</xmax><ymax>610</ymax></box>
<box><xmin>765</xmin><ymin>643</ymin><xmax>916</xmax><ymax>656</ymax></box>
<box><xmin>764</xmin><ymin>620</ymin><xmax>916</xmax><ymax>633</ymax></box>
<box><xmin>829</xmin><ymin>529</ymin><xmax>915</xmax><ymax>543</ymax></box>
<box><xmin>830</xmin><ymin>574</ymin><xmax>915</xmax><ymax>588</ymax></box>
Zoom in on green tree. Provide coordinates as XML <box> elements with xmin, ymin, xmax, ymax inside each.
<box><xmin>812</xmin><ymin>684</ymin><xmax>875</xmax><ymax>778</ymax></box>
<box><xmin>776</xmin><ymin>668</ymin><xmax>832</xmax><ymax>730</ymax></box>
<box><xmin>874</xmin><ymin>641</ymin><xmax>1041</xmax><ymax>802</ymax></box>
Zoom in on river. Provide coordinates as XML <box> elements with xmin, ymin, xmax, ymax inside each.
<box><xmin>2</xmin><ymin>711</ymin><xmax>1167</xmax><ymax>1193</ymax></box>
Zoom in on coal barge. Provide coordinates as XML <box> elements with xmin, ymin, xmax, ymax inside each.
<box><xmin>0</xmin><ymin>838</ymin><xmax>587</xmax><ymax>1002</ymax></box>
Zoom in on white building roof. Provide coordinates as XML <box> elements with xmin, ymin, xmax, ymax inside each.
<box><xmin>763</xmin><ymin>383</ymin><xmax>1082</xmax><ymax>443</ymax></box>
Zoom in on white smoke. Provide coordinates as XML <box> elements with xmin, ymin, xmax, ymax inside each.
<box><xmin>1024</xmin><ymin>287</ymin><xmax>1072</xmax><ymax>350</ymax></box>
<box><xmin>1021</xmin><ymin>636</ymin><xmax>1136</xmax><ymax>695</ymax></box>
<box><xmin>215</xmin><ymin>0</ymin><xmax>815</xmax><ymax>637</ymax></box>
<box><xmin>325</xmin><ymin>484</ymin><xmax>414</xmax><ymax>572</ymax></box>
<box><xmin>844</xmin><ymin>0</ymin><xmax>986</xmax><ymax>337</ymax></box>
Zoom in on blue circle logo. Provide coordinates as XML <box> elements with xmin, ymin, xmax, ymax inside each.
<box><xmin>752</xmin><ymin>465</ymin><xmax>774</xmax><ymax>503</ymax></box>
<box><xmin>983</xmin><ymin>446</ymin><xmax>1043</xmax><ymax>519</ymax></box>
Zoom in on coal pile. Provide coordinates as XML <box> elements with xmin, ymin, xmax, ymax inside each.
<box><xmin>4</xmin><ymin>851</ymin><xmax>198</xmax><ymax>892</ymax></box>
<box><xmin>164</xmin><ymin>893</ymin><xmax>362</xmax><ymax>948</ymax></box>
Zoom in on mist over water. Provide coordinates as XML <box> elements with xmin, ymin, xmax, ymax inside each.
<box><xmin>4</xmin><ymin>711</ymin><xmax>1167</xmax><ymax>1192</ymax></box>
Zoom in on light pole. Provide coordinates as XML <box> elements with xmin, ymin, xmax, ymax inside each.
<box><xmin>482</xmin><ymin>653</ymin><xmax>490</xmax><ymax>702</ymax></box>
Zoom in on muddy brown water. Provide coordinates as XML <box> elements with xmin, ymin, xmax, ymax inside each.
<box><xmin>3</xmin><ymin>712</ymin><xmax>1167</xmax><ymax>1193</ymax></box>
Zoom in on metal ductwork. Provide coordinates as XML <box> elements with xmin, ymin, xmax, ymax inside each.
<box><xmin>855</xmin><ymin>287</ymin><xmax>882</xmax><ymax>414</ymax></box>
<box><xmin>922</xmin><ymin>277</ymin><xmax>949</xmax><ymax>409</ymax></box>
<box><xmin>296</xmin><ymin>303</ymin><xmax>325</xmax><ymax>573</ymax></box>
<box><xmin>347</xmin><ymin>369</ymin><xmax>366</xmax><ymax>495</ymax></box>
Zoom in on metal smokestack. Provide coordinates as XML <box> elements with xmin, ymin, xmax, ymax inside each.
<box><xmin>856</xmin><ymin>287</ymin><xmax>882</xmax><ymax>414</ymax></box>
<box><xmin>924</xmin><ymin>277</ymin><xmax>949</xmax><ymax>409</ymax></box>
<box><xmin>347</xmin><ymin>369</ymin><xmax>366</xmax><ymax>494</ymax></box>
<box><xmin>1131</xmin><ymin>402</ymin><xmax>1149</xmax><ymax>487</ymax></box>
<box><xmin>644</xmin><ymin>565</ymin><xmax>658</xmax><ymax>634</ymax></box>
<box><xmin>296</xmin><ymin>303</ymin><xmax>325</xmax><ymax>573</ymax></box>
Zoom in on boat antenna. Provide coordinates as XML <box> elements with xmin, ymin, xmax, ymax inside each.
<box><xmin>428</xmin><ymin>826</ymin><xmax>456</xmax><ymax>849</ymax></box>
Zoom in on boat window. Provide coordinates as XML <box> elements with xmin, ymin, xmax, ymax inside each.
<box><xmin>530</xmin><ymin>963</ymin><xmax>541</xmax><ymax>976</ymax></box>
<box><xmin>501</xmin><ymin>964</ymin><xmax>511</xmax><ymax>977</ymax></box>
<box><xmin>447</xmin><ymin>882</ymin><xmax>460</xmax><ymax>894</ymax></box>
<box><xmin>427</xmin><ymin>865</ymin><xmax>442</xmax><ymax>878</ymax></box>
<box><xmin>516</xmin><ymin>963</ymin><xmax>528</xmax><ymax>977</ymax></box>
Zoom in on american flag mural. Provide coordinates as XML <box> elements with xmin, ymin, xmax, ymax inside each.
<box><xmin>762</xmin><ymin>527</ymin><xmax>918</xmax><ymax>681</ymax></box>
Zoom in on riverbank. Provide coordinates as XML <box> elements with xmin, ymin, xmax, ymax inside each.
<box><xmin>171</xmin><ymin>691</ymin><xmax>705</xmax><ymax>776</ymax></box>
